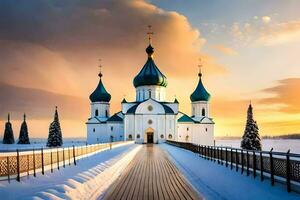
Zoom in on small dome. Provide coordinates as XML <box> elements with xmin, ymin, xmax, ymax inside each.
<box><xmin>89</xmin><ymin>73</ymin><xmax>111</xmax><ymax>103</ymax></box>
<box><xmin>133</xmin><ymin>45</ymin><xmax>167</xmax><ymax>88</ymax></box>
<box><xmin>190</xmin><ymin>73</ymin><xmax>211</xmax><ymax>102</ymax></box>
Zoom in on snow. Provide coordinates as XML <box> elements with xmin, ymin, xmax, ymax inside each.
<box><xmin>216</xmin><ymin>139</ymin><xmax>300</xmax><ymax>154</ymax></box>
<box><xmin>0</xmin><ymin>138</ymin><xmax>86</xmax><ymax>152</ymax></box>
<box><xmin>0</xmin><ymin>142</ymin><xmax>141</xmax><ymax>200</ymax></box>
<box><xmin>161</xmin><ymin>143</ymin><xmax>300</xmax><ymax>200</ymax></box>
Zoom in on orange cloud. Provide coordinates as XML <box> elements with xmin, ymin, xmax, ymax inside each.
<box><xmin>211</xmin><ymin>44</ymin><xmax>238</xmax><ymax>56</ymax></box>
<box><xmin>260</xmin><ymin>78</ymin><xmax>300</xmax><ymax>113</ymax></box>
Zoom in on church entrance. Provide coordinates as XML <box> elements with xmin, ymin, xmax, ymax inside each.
<box><xmin>147</xmin><ymin>132</ymin><xmax>154</xmax><ymax>143</ymax></box>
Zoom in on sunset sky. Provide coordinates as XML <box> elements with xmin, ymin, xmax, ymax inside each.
<box><xmin>1</xmin><ymin>0</ymin><xmax>300</xmax><ymax>138</ymax></box>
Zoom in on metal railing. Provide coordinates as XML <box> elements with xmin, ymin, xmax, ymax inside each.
<box><xmin>166</xmin><ymin>140</ymin><xmax>300</xmax><ymax>193</ymax></box>
<box><xmin>0</xmin><ymin>141</ymin><xmax>132</xmax><ymax>182</ymax></box>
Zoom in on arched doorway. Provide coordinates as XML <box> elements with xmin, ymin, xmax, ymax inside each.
<box><xmin>145</xmin><ymin>127</ymin><xmax>154</xmax><ymax>144</ymax></box>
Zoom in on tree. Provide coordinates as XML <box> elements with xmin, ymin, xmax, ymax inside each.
<box><xmin>2</xmin><ymin>114</ymin><xmax>15</xmax><ymax>144</ymax></box>
<box><xmin>47</xmin><ymin>107</ymin><xmax>63</xmax><ymax>147</ymax></box>
<box><xmin>18</xmin><ymin>114</ymin><xmax>30</xmax><ymax>144</ymax></box>
<box><xmin>241</xmin><ymin>103</ymin><xmax>262</xmax><ymax>150</ymax></box>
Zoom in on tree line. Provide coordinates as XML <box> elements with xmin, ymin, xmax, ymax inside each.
<box><xmin>2</xmin><ymin>107</ymin><xmax>63</xmax><ymax>147</ymax></box>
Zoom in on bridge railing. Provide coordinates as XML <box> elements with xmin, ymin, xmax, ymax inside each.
<box><xmin>166</xmin><ymin>140</ymin><xmax>300</xmax><ymax>193</ymax></box>
<box><xmin>0</xmin><ymin>141</ymin><xmax>133</xmax><ymax>182</ymax></box>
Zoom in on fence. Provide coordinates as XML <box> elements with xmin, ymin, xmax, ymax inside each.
<box><xmin>166</xmin><ymin>140</ymin><xmax>300</xmax><ymax>193</ymax></box>
<box><xmin>0</xmin><ymin>141</ymin><xmax>132</xmax><ymax>182</ymax></box>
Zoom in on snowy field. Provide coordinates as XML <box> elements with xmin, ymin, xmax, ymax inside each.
<box><xmin>0</xmin><ymin>138</ymin><xmax>86</xmax><ymax>151</ymax></box>
<box><xmin>0</xmin><ymin>143</ymin><xmax>141</xmax><ymax>200</ymax></box>
<box><xmin>216</xmin><ymin>139</ymin><xmax>300</xmax><ymax>154</ymax></box>
<box><xmin>162</xmin><ymin>143</ymin><xmax>300</xmax><ymax>200</ymax></box>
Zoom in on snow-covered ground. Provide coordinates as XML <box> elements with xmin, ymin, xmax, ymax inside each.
<box><xmin>0</xmin><ymin>138</ymin><xmax>86</xmax><ymax>151</ymax></box>
<box><xmin>0</xmin><ymin>143</ymin><xmax>141</xmax><ymax>200</ymax></box>
<box><xmin>216</xmin><ymin>139</ymin><xmax>300</xmax><ymax>153</ymax></box>
<box><xmin>161</xmin><ymin>143</ymin><xmax>300</xmax><ymax>200</ymax></box>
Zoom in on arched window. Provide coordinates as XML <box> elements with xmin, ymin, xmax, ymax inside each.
<box><xmin>149</xmin><ymin>90</ymin><xmax>152</xmax><ymax>98</ymax></box>
<box><xmin>137</xmin><ymin>134</ymin><xmax>140</xmax><ymax>139</ymax></box>
<box><xmin>93</xmin><ymin>128</ymin><xmax>95</xmax><ymax>132</ymax></box>
<box><xmin>95</xmin><ymin>109</ymin><xmax>99</xmax><ymax>116</ymax></box>
<box><xmin>128</xmin><ymin>134</ymin><xmax>133</xmax><ymax>140</ymax></box>
<box><xmin>168</xmin><ymin>134</ymin><xmax>172</xmax><ymax>139</ymax></box>
<box><xmin>202</xmin><ymin>108</ymin><xmax>205</xmax><ymax>116</ymax></box>
<box><xmin>105</xmin><ymin>110</ymin><xmax>108</xmax><ymax>118</ymax></box>
<box><xmin>160</xmin><ymin>134</ymin><xmax>164</xmax><ymax>139</ymax></box>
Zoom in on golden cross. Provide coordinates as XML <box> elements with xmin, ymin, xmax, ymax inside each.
<box><xmin>98</xmin><ymin>58</ymin><xmax>103</xmax><ymax>77</ymax></box>
<box><xmin>198</xmin><ymin>58</ymin><xmax>203</xmax><ymax>74</ymax></box>
<box><xmin>147</xmin><ymin>25</ymin><xmax>154</xmax><ymax>44</ymax></box>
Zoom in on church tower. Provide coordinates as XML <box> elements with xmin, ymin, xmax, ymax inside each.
<box><xmin>190</xmin><ymin>62</ymin><xmax>211</xmax><ymax>120</ymax></box>
<box><xmin>89</xmin><ymin>63</ymin><xmax>111</xmax><ymax>120</ymax></box>
<box><xmin>133</xmin><ymin>26</ymin><xmax>167</xmax><ymax>102</ymax></box>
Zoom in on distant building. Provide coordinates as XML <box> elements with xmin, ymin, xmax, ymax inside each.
<box><xmin>86</xmin><ymin>37</ymin><xmax>214</xmax><ymax>145</ymax></box>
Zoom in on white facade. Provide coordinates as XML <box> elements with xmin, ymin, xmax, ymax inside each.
<box><xmin>86</xmin><ymin>43</ymin><xmax>214</xmax><ymax>145</ymax></box>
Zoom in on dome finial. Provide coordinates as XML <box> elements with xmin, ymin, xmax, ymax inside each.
<box><xmin>23</xmin><ymin>113</ymin><xmax>26</xmax><ymax>122</ymax></box>
<box><xmin>198</xmin><ymin>58</ymin><xmax>203</xmax><ymax>77</ymax></box>
<box><xmin>7</xmin><ymin>113</ymin><xmax>10</xmax><ymax>122</ymax></box>
<box><xmin>98</xmin><ymin>58</ymin><xmax>103</xmax><ymax>78</ymax></box>
<box><xmin>147</xmin><ymin>25</ymin><xmax>154</xmax><ymax>45</ymax></box>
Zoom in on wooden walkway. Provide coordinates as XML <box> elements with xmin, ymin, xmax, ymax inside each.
<box><xmin>103</xmin><ymin>144</ymin><xmax>201</xmax><ymax>200</ymax></box>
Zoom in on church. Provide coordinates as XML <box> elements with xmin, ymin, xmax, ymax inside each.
<box><xmin>86</xmin><ymin>36</ymin><xmax>214</xmax><ymax>145</ymax></box>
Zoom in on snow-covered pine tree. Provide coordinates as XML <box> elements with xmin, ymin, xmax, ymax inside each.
<box><xmin>18</xmin><ymin>113</ymin><xmax>30</xmax><ymax>144</ymax></box>
<box><xmin>2</xmin><ymin>114</ymin><xmax>15</xmax><ymax>144</ymax></box>
<box><xmin>47</xmin><ymin>107</ymin><xmax>63</xmax><ymax>147</ymax></box>
<box><xmin>241</xmin><ymin>103</ymin><xmax>262</xmax><ymax>151</ymax></box>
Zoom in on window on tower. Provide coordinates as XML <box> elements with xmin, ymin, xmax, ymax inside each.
<box><xmin>95</xmin><ymin>109</ymin><xmax>99</xmax><ymax>116</ymax></box>
<box><xmin>202</xmin><ymin>108</ymin><xmax>205</xmax><ymax>116</ymax></box>
<box><xmin>105</xmin><ymin>110</ymin><xmax>108</xmax><ymax>117</ymax></box>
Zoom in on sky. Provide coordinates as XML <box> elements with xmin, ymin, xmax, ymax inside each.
<box><xmin>1</xmin><ymin>0</ymin><xmax>300</xmax><ymax>138</ymax></box>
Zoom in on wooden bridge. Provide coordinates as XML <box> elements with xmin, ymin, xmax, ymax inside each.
<box><xmin>103</xmin><ymin>144</ymin><xmax>201</xmax><ymax>200</ymax></box>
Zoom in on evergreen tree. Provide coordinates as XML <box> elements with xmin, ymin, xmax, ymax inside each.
<box><xmin>2</xmin><ymin>114</ymin><xmax>15</xmax><ymax>144</ymax></box>
<box><xmin>18</xmin><ymin>114</ymin><xmax>30</xmax><ymax>144</ymax></box>
<box><xmin>241</xmin><ymin>103</ymin><xmax>262</xmax><ymax>150</ymax></box>
<box><xmin>47</xmin><ymin>107</ymin><xmax>63</xmax><ymax>147</ymax></box>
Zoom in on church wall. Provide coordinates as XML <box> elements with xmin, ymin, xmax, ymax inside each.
<box><xmin>124</xmin><ymin>115</ymin><xmax>135</xmax><ymax>140</ymax></box>
<box><xmin>191</xmin><ymin>124</ymin><xmax>214</xmax><ymax>146</ymax></box>
<box><xmin>87</xmin><ymin>123</ymin><xmax>109</xmax><ymax>144</ymax></box>
<box><xmin>107</xmin><ymin>122</ymin><xmax>124</xmax><ymax>142</ymax></box>
<box><xmin>91</xmin><ymin>102</ymin><xmax>110</xmax><ymax>118</ymax></box>
<box><xmin>192</xmin><ymin>101</ymin><xmax>210</xmax><ymax>118</ymax></box>
<box><xmin>136</xmin><ymin>86</ymin><xmax>166</xmax><ymax>102</ymax></box>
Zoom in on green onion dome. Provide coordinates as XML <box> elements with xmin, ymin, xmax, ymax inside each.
<box><xmin>133</xmin><ymin>45</ymin><xmax>167</xmax><ymax>88</ymax></box>
<box><xmin>190</xmin><ymin>72</ymin><xmax>211</xmax><ymax>102</ymax></box>
<box><xmin>89</xmin><ymin>72</ymin><xmax>111</xmax><ymax>103</ymax></box>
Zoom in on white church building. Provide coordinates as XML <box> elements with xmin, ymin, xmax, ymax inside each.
<box><xmin>86</xmin><ymin>40</ymin><xmax>214</xmax><ymax>145</ymax></box>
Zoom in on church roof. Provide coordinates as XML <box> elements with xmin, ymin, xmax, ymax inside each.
<box><xmin>178</xmin><ymin>114</ymin><xmax>195</xmax><ymax>123</ymax></box>
<box><xmin>190</xmin><ymin>72</ymin><xmax>211</xmax><ymax>102</ymax></box>
<box><xmin>133</xmin><ymin>45</ymin><xmax>168</xmax><ymax>88</ymax></box>
<box><xmin>126</xmin><ymin>100</ymin><xmax>174</xmax><ymax>114</ymax></box>
<box><xmin>89</xmin><ymin>72</ymin><xmax>111</xmax><ymax>103</ymax></box>
<box><xmin>107</xmin><ymin>113</ymin><xmax>123</xmax><ymax>122</ymax></box>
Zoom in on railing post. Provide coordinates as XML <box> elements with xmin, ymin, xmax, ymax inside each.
<box><xmin>246</xmin><ymin>150</ymin><xmax>249</xmax><ymax>176</ymax></box>
<box><xmin>68</xmin><ymin>147</ymin><xmax>71</xmax><ymax>166</ymax></box>
<box><xmin>270</xmin><ymin>148</ymin><xmax>274</xmax><ymax>186</ymax></box>
<box><xmin>33</xmin><ymin>148</ymin><xmax>36</xmax><ymax>177</ymax></box>
<box><xmin>7</xmin><ymin>156</ymin><xmax>10</xmax><ymax>183</ymax></box>
<box><xmin>57</xmin><ymin>148</ymin><xmax>60</xmax><ymax>170</ymax></box>
<box><xmin>217</xmin><ymin>147</ymin><xmax>220</xmax><ymax>164</ymax></box>
<box><xmin>73</xmin><ymin>145</ymin><xmax>76</xmax><ymax>166</ymax></box>
<box><xmin>225</xmin><ymin>148</ymin><xmax>228</xmax><ymax>167</ymax></box>
<box><xmin>50</xmin><ymin>150</ymin><xmax>53</xmax><ymax>173</ymax></box>
<box><xmin>63</xmin><ymin>147</ymin><xmax>65</xmax><ymax>168</ymax></box>
<box><xmin>236</xmin><ymin>149</ymin><xmax>239</xmax><ymax>172</ymax></box>
<box><xmin>27</xmin><ymin>154</ymin><xmax>29</xmax><ymax>177</ymax></box>
<box><xmin>241</xmin><ymin>149</ymin><xmax>244</xmax><ymax>174</ymax></box>
<box><xmin>41</xmin><ymin>147</ymin><xmax>44</xmax><ymax>175</ymax></box>
<box><xmin>230</xmin><ymin>148</ymin><xmax>233</xmax><ymax>170</ymax></box>
<box><xmin>16</xmin><ymin>149</ymin><xmax>20</xmax><ymax>182</ymax></box>
<box><xmin>220</xmin><ymin>147</ymin><xmax>223</xmax><ymax>165</ymax></box>
<box><xmin>253</xmin><ymin>151</ymin><xmax>256</xmax><ymax>178</ymax></box>
<box><xmin>260</xmin><ymin>151</ymin><xmax>264</xmax><ymax>181</ymax></box>
<box><xmin>286</xmin><ymin>150</ymin><xmax>291</xmax><ymax>192</ymax></box>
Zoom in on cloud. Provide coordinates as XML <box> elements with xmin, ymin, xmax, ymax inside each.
<box><xmin>0</xmin><ymin>82</ymin><xmax>88</xmax><ymax>120</ymax></box>
<box><xmin>211</xmin><ymin>44</ymin><xmax>238</xmax><ymax>56</ymax></box>
<box><xmin>257</xmin><ymin>20</ymin><xmax>300</xmax><ymax>45</ymax></box>
<box><xmin>262</xmin><ymin>16</ymin><xmax>271</xmax><ymax>24</ymax></box>
<box><xmin>260</xmin><ymin>78</ymin><xmax>300</xmax><ymax>113</ymax></box>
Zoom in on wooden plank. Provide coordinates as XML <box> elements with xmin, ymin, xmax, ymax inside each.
<box><xmin>103</xmin><ymin>145</ymin><xmax>201</xmax><ymax>200</ymax></box>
